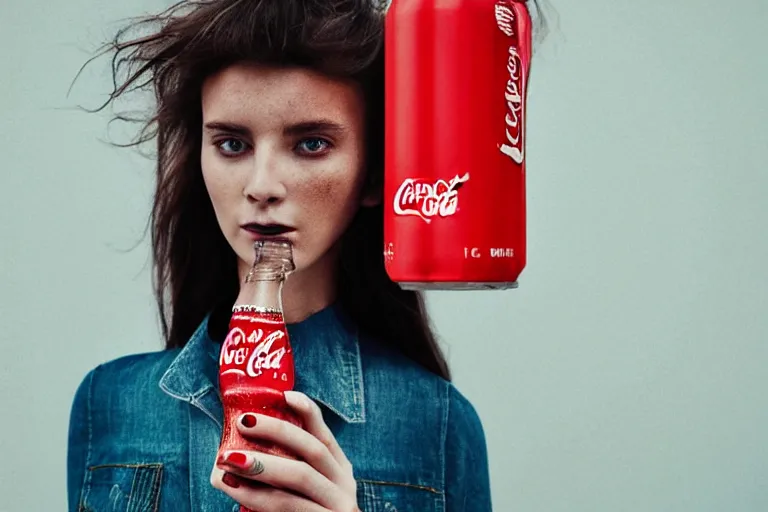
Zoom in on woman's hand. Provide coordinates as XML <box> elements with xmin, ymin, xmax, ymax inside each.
<box><xmin>211</xmin><ymin>391</ymin><xmax>360</xmax><ymax>512</ymax></box>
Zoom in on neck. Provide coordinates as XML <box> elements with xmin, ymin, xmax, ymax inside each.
<box><xmin>236</xmin><ymin>247</ymin><xmax>339</xmax><ymax>324</ymax></box>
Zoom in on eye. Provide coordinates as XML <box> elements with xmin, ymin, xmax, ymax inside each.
<box><xmin>216</xmin><ymin>138</ymin><xmax>249</xmax><ymax>157</ymax></box>
<box><xmin>295</xmin><ymin>137</ymin><xmax>332</xmax><ymax>156</ymax></box>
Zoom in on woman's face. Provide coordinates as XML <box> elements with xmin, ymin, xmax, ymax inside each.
<box><xmin>201</xmin><ymin>62</ymin><xmax>374</xmax><ymax>290</ymax></box>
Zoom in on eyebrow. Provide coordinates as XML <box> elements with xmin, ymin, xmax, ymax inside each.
<box><xmin>203</xmin><ymin>121</ymin><xmax>250</xmax><ymax>136</ymax></box>
<box><xmin>203</xmin><ymin>120</ymin><xmax>347</xmax><ymax>137</ymax></box>
<box><xmin>284</xmin><ymin>120</ymin><xmax>346</xmax><ymax>137</ymax></box>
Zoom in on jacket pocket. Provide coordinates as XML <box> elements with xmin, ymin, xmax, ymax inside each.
<box><xmin>357</xmin><ymin>479</ymin><xmax>443</xmax><ymax>512</ymax></box>
<box><xmin>79</xmin><ymin>463</ymin><xmax>163</xmax><ymax>512</ymax></box>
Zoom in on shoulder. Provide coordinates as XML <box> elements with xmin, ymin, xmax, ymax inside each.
<box><xmin>446</xmin><ymin>382</ymin><xmax>486</xmax><ymax>442</ymax></box>
<box><xmin>357</xmin><ymin>333</ymin><xmax>485</xmax><ymax>429</ymax></box>
<box><xmin>357</xmin><ymin>332</ymin><xmax>487</xmax><ymax>439</ymax></box>
<box><xmin>69</xmin><ymin>349</ymin><xmax>184</xmax><ymax>438</ymax></box>
<box><xmin>68</xmin><ymin>349</ymin><xmax>190</xmax><ymax>465</ymax></box>
<box><xmin>358</xmin><ymin>333</ymin><xmax>451</xmax><ymax>403</ymax></box>
<box><xmin>93</xmin><ymin>349</ymin><xmax>180</xmax><ymax>378</ymax></box>
<box><xmin>444</xmin><ymin>384</ymin><xmax>492</xmax><ymax>510</ymax></box>
<box><xmin>72</xmin><ymin>349</ymin><xmax>180</xmax><ymax>405</ymax></box>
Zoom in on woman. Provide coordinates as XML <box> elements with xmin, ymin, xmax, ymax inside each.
<box><xmin>66</xmin><ymin>0</ymin><xmax>512</xmax><ymax>510</ymax></box>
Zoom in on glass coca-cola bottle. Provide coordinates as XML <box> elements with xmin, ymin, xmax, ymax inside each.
<box><xmin>217</xmin><ymin>240</ymin><xmax>303</xmax><ymax>462</ymax></box>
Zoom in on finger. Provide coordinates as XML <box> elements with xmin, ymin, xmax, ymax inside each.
<box><xmin>211</xmin><ymin>466</ymin><xmax>332</xmax><ymax>512</ymax></box>
<box><xmin>216</xmin><ymin>450</ymin><xmax>355</xmax><ymax>512</ymax></box>
<box><xmin>236</xmin><ymin>412</ymin><xmax>346</xmax><ymax>483</ymax></box>
<box><xmin>284</xmin><ymin>391</ymin><xmax>352</xmax><ymax>469</ymax></box>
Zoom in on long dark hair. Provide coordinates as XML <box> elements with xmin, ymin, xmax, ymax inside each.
<box><xmin>82</xmin><ymin>0</ymin><xmax>453</xmax><ymax>380</ymax></box>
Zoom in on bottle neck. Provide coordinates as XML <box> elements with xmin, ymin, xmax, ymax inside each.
<box><xmin>233</xmin><ymin>240</ymin><xmax>293</xmax><ymax>310</ymax></box>
<box><xmin>234</xmin><ymin>278</ymin><xmax>284</xmax><ymax>310</ymax></box>
<box><xmin>246</xmin><ymin>265</ymin><xmax>287</xmax><ymax>282</ymax></box>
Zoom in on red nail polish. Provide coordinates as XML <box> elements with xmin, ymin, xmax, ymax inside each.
<box><xmin>225</xmin><ymin>451</ymin><xmax>250</xmax><ymax>470</ymax></box>
<box><xmin>222</xmin><ymin>472</ymin><xmax>241</xmax><ymax>489</ymax></box>
<box><xmin>241</xmin><ymin>414</ymin><xmax>257</xmax><ymax>428</ymax></box>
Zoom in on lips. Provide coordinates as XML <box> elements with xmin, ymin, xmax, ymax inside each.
<box><xmin>242</xmin><ymin>223</ymin><xmax>296</xmax><ymax>237</ymax></box>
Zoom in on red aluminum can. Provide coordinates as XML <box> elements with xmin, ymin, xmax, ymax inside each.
<box><xmin>383</xmin><ymin>0</ymin><xmax>533</xmax><ymax>290</ymax></box>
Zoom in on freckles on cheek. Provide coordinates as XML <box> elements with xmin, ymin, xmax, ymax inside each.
<box><xmin>303</xmin><ymin>176</ymin><xmax>357</xmax><ymax>217</ymax></box>
<box><xmin>310</xmin><ymin>178</ymin><xmax>335</xmax><ymax>200</ymax></box>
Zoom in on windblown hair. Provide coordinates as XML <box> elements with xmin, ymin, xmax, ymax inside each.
<box><xmin>85</xmin><ymin>0</ymin><xmax>453</xmax><ymax>379</ymax></box>
<box><xmin>82</xmin><ymin>0</ymin><xmax>553</xmax><ymax>381</ymax></box>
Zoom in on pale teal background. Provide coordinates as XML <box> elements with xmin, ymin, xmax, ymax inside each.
<box><xmin>1</xmin><ymin>0</ymin><xmax>767</xmax><ymax>510</ymax></box>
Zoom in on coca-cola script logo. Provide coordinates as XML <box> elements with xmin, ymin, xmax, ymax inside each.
<box><xmin>393</xmin><ymin>173</ymin><xmax>469</xmax><ymax>224</ymax></box>
<box><xmin>220</xmin><ymin>327</ymin><xmax>287</xmax><ymax>378</ymax></box>
<box><xmin>495</xmin><ymin>2</ymin><xmax>525</xmax><ymax>165</ymax></box>
<box><xmin>494</xmin><ymin>3</ymin><xmax>516</xmax><ymax>36</ymax></box>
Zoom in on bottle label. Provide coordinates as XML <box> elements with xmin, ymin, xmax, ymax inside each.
<box><xmin>219</xmin><ymin>309</ymin><xmax>295</xmax><ymax>391</ymax></box>
<box><xmin>393</xmin><ymin>173</ymin><xmax>470</xmax><ymax>223</ymax></box>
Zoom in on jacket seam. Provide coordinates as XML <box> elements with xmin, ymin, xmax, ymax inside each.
<box><xmin>357</xmin><ymin>478</ymin><xmax>443</xmax><ymax>495</ymax></box>
<box><xmin>151</xmin><ymin>464</ymin><xmax>164</xmax><ymax>512</ymax></box>
<box><xmin>80</xmin><ymin>367</ymin><xmax>97</xmax><ymax>510</ymax></box>
<box><xmin>441</xmin><ymin>381</ymin><xmax>450</xmax><ymax>512</ymax></box>
<box><xmin>89</xmin><ymin>463</ymin><xmax>163</xmax><ymax>470</ymax></box>
<box><xmin>351</xmin><ymin>327</ymin><xmax>366</xmax><ymax>422</ymax></box>
<box><xmin>187</xmin><ymin>404</ymin><xmax>195</xmax><ymax>512</ymax></box>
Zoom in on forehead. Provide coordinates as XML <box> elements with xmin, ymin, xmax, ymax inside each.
<box><xmin>201</xmin><ymin>62</ymin><xmax>363</xmax><ymax>125</ymax></box>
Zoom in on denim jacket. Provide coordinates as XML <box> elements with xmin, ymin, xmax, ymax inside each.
<box><xmin>67</xmin><ymin>305</ymin><xmax>492</xmax><ymax>511</ymax></box>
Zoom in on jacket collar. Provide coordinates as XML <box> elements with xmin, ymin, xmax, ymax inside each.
<box><xmin>159</xmin><ymin>304</ymin><xmax>366</xmax><ymax>425</ymax></box>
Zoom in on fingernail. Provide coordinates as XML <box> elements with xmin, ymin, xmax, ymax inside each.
<box><xmin>222</xmin><ymin>472</ymin><xmax>241</xmax><ymax>489</ymax></box>
<box><xmin>241</xmin><ymin>414</ymin><xmax>257</xmax><ymax>428</ymax></box>
<box><xmin>225</xmin><ymin>451</ymin><xmax>250</xmax><ymax>470</ymax></box>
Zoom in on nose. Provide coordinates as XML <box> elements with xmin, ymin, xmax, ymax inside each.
<box><xmin>242</xmin><ymin>147</ymin><xmax>287</xmax><ymax>205</ymax></box>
